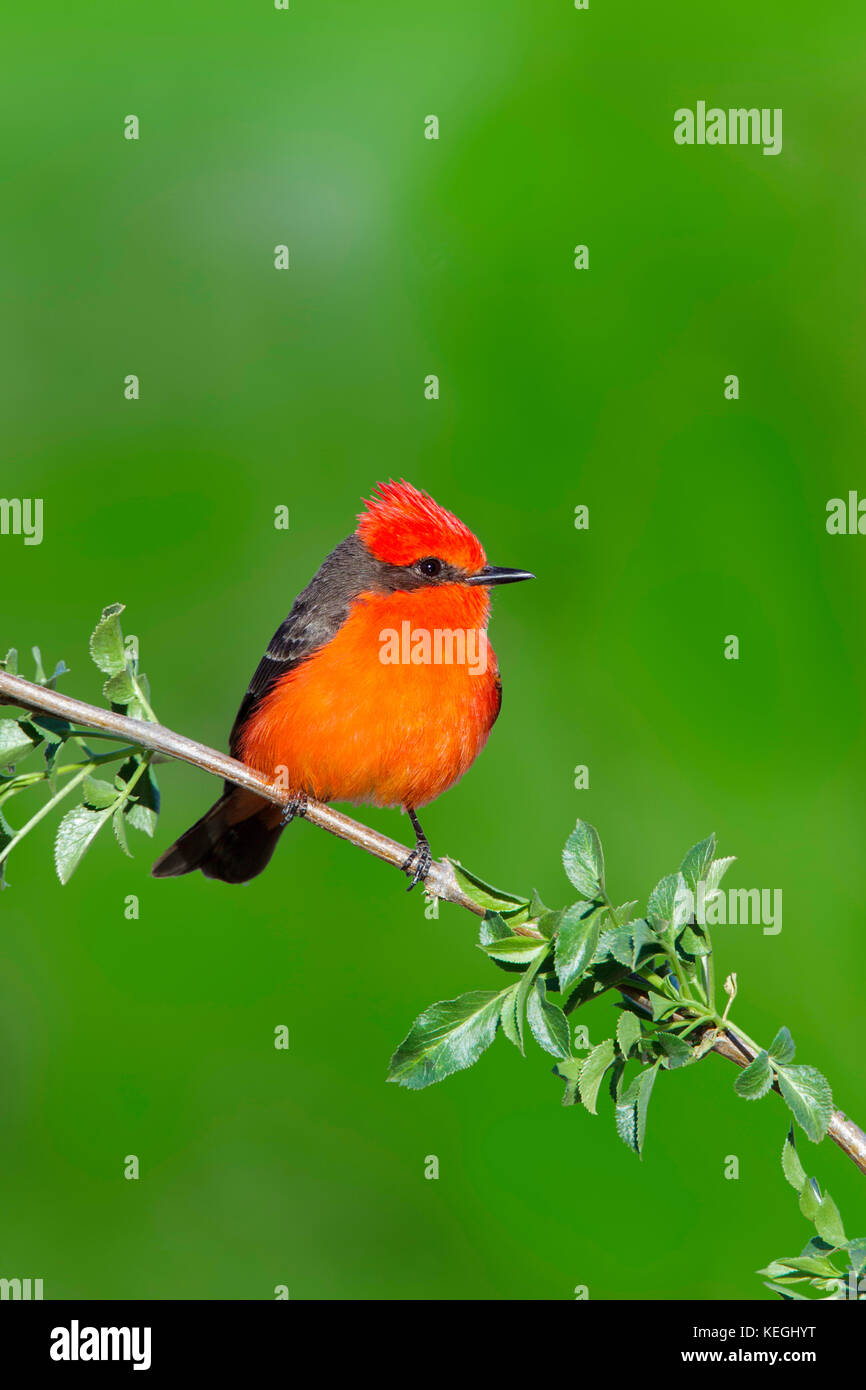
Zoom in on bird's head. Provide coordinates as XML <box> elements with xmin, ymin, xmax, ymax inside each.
<box><xmin>357</xmin><ymin>480</ymin><xmax>534</xmax><ymax>590</ymax></box>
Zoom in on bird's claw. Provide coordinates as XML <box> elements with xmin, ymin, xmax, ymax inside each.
<box><xmin>401</xmin><ymin>843</ymin><xmax>432</xmax><ymax>891</ymax></box>
<box><xmin>281</xmin><ymin>793</ymin><xmax>308</xmax><ymax>827</ymax></box>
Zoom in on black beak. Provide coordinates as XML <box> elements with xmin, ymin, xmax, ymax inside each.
<box><xmin>464</xmin><ymin>565</ymin><xmax>536</xmax><ymax>587</ymax></box>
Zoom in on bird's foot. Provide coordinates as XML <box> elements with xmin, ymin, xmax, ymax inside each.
<box><xmin>281</xmin><ymin>792</ymin><xmax>308</xmax><ymax>826</ymax></box>
<box><xmin>401</xmin><ymin>841</ymin><xmax>432</xmax><ymax>891</ymax></box>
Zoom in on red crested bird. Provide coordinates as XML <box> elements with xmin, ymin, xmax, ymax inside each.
<box><xmin>152</xmin><ymin>480</ymin><xmax>534</xmax><ymax>887</ymax></box>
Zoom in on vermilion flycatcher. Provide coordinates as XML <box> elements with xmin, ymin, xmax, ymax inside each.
<box><xmin>152</xmin><ymin>480</ymin><xmax>533</xmax><ymax>887</ymax></box>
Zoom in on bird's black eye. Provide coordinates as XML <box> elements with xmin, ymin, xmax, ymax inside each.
<box><xmin>417</xmin><ymin>557</ymin><xmax>442</xmax><ymax>578</ymax></box>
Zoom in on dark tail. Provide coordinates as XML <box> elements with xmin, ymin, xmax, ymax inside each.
<box><xmin>151</xmin><ymin>789</ymin><xmax>285</xmax><ymax>884</ymax></box>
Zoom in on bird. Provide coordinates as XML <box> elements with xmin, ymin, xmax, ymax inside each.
<box><xmin>151</xmin><ymin>480</ymin><xmax>534</xmax><ymax>887</ymax></box>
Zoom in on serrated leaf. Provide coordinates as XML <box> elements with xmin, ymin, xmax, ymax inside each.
<box><xmin>734</xmin><ymin>1050</ymin><xmax>773</xmax><ymax>1099</ymax></box>
<box><xmin>479</xmin><ymin>936</ymin><xmax>547</xmax><ymax>965</ymax></box>
<box><xmin>760</xmin><ymin>1254</ymin><xmax>841</xmax><ymax>1279</ymax></box>
<box><xmin>762</xmin><ymin>1281</ymin><xmax>809</xmax><ymax>1300</ymax></box>
<box><xmin>615</xmin><ymin>1062</ymin><xmax>659</xmax><ymax>1156</ymax></box>
<box><xmin>707</xmin><ymin>856</ymin><xmax>736</xmax><ymax>890</ymax></box>
<box><xmin>781</xmin><ymin>1128</ymin><xmax>807</xmax><ymax>1193</ymax></box>
<box><xmin>0</xmin><ymin>719</ymin><xmax>36</xmax><ymax>765</ymax></box>
<box><xmin>54</xmin><ymin>803</ymin><xmax>113</xmax><ymax>884</ymax></box>
<box><xmin>769</xmin><ymin>1026</ymin><xmax>796</xmax><ymax>1065</ymax></box>
<box><xmin>89</xmin><ymin>603</ymin><xmax>127</xmax><ymax>676</ymax></box>
<box><xmin>680</xmin><ymin>834</ymin><xmax>716</xmax><ymax>893</ymax></box>
<box><xmin>647</xmin><ymin>871</ymin><xmax>691</xmax><ymax>933</ymax></box>
<box><xmin>112</xmin><ymin>807</ymin><xmax>133</xmax><ymax>857</ymax></box>
<box><xmin>82</xmin><ymin>776</ymin><xmax>118</xmax><ymax>810</ymax></box>
<box><xmin>387</xmin><ymin>990</ymin><xmax>506</xmax><ymax>1090</ymax></box>
<box><xmin>657</xmin><ymin>1034</ymin><xmax>695</xmax><ymax>1069</ymax></box>
<box><xmin>448</xmin><ymin>858</ymin><xmax>529</xmax><ymax>918</ymax></box>
<box><xmin>103</xmin><ymin>669</ymin><xmax>136</xmax><ymax>705</ymax></box>
<box><xmin>479</xmin><ymin>910</ymin><xmax>510</xmax><ymax>944</ymax></box>
<box><xmin>799</xmin><ymin>1177</ymin><xmax>822</xmax><ymax>1224</ymax></box>
<box><xmin>678</xmin><ymin>925</ymin><xmax>711</xmax><ymax>956</ymax></box>
<box><xmin>528</xmin><ymin>887</ymin><xmax>548</xmax><ymax>917</ymax></box>
<box><xmin>555</xmin><ymin>902</ymin><xmax>605</xmax><ymax>993</ymax></box>
<box><xmin>562</xmin><ymin>820</ymin><xmax>604</xmax><ymax>898</ymax></box>
<box><xmin>776</xmin><ymin>1065</ymin><xmax>833</xmax><ymax>1143</ymax></box>
<box><xmin>813</xmin><ymin>1192</ymin><xmax>847</xmax><ymax>1248</ymax></box>
<box><xmin>498</xmin><ymin>984</ymin><xmax>524</xmax><ymax>1054</ymax></box>
<box><xmin>555</xmin><ymin>1056</ymin><xmax>582</xmax><ymax>1106</ymax></box>
<box><xmin>578</xmin><ymin>1038</ymin><xmax>615</xmax><ymax>1115</ymax></box>
<box><xmin>616</xmin><ymin>1010</ymin><xmax>641</xmax><ymax>1059</ymax></box>
<box><xmin>526</xmin><ymin>977</ymin><xmax>570</xmax><ymax>1059</ymax></box>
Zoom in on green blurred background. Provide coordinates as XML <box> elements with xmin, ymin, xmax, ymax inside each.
<box><xmin>2</xmin><ymin>0</ymin><xmax>864</xmax><ymax>1300</ymax></box>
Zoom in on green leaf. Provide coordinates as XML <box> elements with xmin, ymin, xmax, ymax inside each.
<box><xmin>678</xmin><ymin>925</ymin><xmax>711</xmax><ymax>956</ymax></box>
<box><xmin>799</xmin><ymin>1177</ymin><xmax>822</xmax><ymax>1224</ymax></box>
<box><xmin>647</xmin><ymin>871</ymin><xmax>691</xmax><ymax>933</ymax></box>
<box><xmin>616</xmin><ymin>1010</ymin><xmax>641</xmax><ymax>1059</ymax></box>
<box><xmin>781</xmin><ymin>1128</ymin><xmax>807</xmax><ymax>1193</ymax></box>
<box><xmin>479</xmin><ymin>910</ymin><xmax>511</xmax><ymax>944</ymax></box>
<box><xmin>89</xmin><ymin>604</ymin><xmax>127</xmax><ymax>676</ymax></box>
<box><xmin>734</xmin><ymin>1050</ymin><xmax>773</xmax><ymax>1099</ymax></box>
<box><xmin>554</xmin><ymin>1056</ymin><xmax>582</xmax><ymax>1106</ymax></box>
<box><xmin>768</xmin><ymin>1026</ymin><xmax>796</xmax><ymax>1065</ymax></box>
<box><xmin>657</xmin><ymin>1034</ymin><xmax>695</xmax><ymax>1069</ymax></box>
<box><xmin>680</xmin><ymin>833</ymin><xmax>716</xmax><ymax>893</ymax></box>
<box><xmin>1</xmin><ymin>648</ymin><xmax>18</xmax><ymax>675</ymax></box>
<box><xmin>562</xmin><ymin>820</ymin><xmax>604</xmax><ymax>898</ymax></box>
<box><xmin>0</xmin><ymin>807</ymin><xmax>15</xmax><ymax>889</ymax></box>
<box><xmin>479</xmin><ymin>936</ymin><xmax>547</xmax><ymax>965</ymax></box>
<box><xmin>54</xmin><ymin>803</ymin><xmax>113</xmax><ymax>884</ymax></box>
<box><xmin>103</xmin><ymin>669</ymin><xmax>136</xmax><ymax>705</ymax></box>
<box><xmin>498</xmin><ymin>984</ymin><xmax>524</xmax><ymax>1054</ymax></box>
<box><xmin>776</xmin><ymin>1065</ymin><xmax>833</xmax><ymax>1143</ymax></box>
<box><xmin>112</xmin><ymin>807</ymin><xmax>133</xmax><ymax>857</ymax></box>
<box><xmin>83</xmin><ymin>776</ymin><xmax>118</xmax><ymax>810</ymax></box>
<box><xmin>762</xmin><ymin>1281</ymin><xmax>809</xmax><ymax>1300</ymax></box>
<box><xmin>529</xmin><ymin>887</ymin><xmax>549</xmax><ymax>917</ymax></box>
<box><xmin>707</xmin><ymin>856</ymin><xmax>736</xmax><ymax>890</ymax></box>
<box><xmin>526</xmin><ymin>977</ymin><xmax>570</xmax><ymax>1059</ymax></box>
<box><xmin>615</xmin><ymin>1062</ymin><xmax>659</xmax><ymax>1156</ymax></box>
<box><xmin>387</xmin><ymin>990</ymin><xmax>506</xmax><ymax>1090</ymax></box>
<box><xmin>846</xmin><ymin>1240</ymin><xmax>866</xmax><ymax>1276</ymax></box>
<box><xmin>760</xmin><ymin>1254</ymin><xmax>841</xmax><ymax>1279</ymax></box>
<box><xmin>578</xmin><ymin>1038</ymin><xmax>615</xmax><ymax>1115</ymax></box>
<box><xmin>448</xmin><ymin>859</ymin><xmax>529</xmax><ymax>919</ymax></box>
<box><xmin>118</xmin><ymin>761</ymin><xmax>160</xmax><ymax>836</ymax></box>
<box><xmin>0</xmin><ymin>719</ymin><xmax>36</xmax><ymax>765</ymax></box>
<box><xmin>813</xmin><ymin>1192</ymin><xmax>847</xmax><ymax>1248</ymax></box>
<box><xmin>555</xmin><ymin>902</ymin><xmax>606</xmax><ymax>993</ymax></box>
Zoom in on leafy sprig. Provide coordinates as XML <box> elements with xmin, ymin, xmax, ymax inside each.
<box><xmin>388</xmin><ymin>822</ymin><xmax>835</xmax><ymax>1158</ymax></box>
<box><xmin>0</xmin><ymin>605</ymin><xmax>160</xmax><ymax>886</ymax></box>
<box><xmin>758</xmin><ymin>1129</ymin><xmax>866</xmax><ymax>1299</ymax></box>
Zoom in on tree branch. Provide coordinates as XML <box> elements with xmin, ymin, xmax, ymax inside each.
<box><xmin>0</xmin><ymin>671</ymin><xmax>483</xmax><ymax>915</ymax></box>
<box><xmin>3</xmin><ymin>668</ymin><xmax>865</xmax><ymax>1176</ymax></box>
